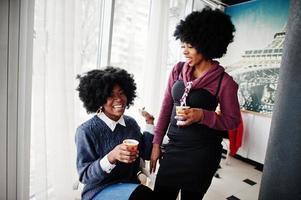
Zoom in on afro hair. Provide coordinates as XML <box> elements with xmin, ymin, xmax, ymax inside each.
<box><xmin>174</xmin><ymin>7</ymin><xmax>235</xmax><ymax>60</ymax></box>
<box><xmin>76</xmin><ymin>67</ymin><xmax>137</xmax><ymax>113</ymax></box>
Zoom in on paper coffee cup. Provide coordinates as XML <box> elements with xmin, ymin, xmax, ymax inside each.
<box><xmin>176</xmin><ymin>106</ymin><xmax>190</xmax><ymax>116</ymax></box>
<box><xmin>123</xmin><ymin>139</ymin><xmax>139</xmax><ymax>152</ymax></box>
<box><xmin>176</xmin><ymin>106</ymin><xmax>190</xmax><ymax>126</ymax></box>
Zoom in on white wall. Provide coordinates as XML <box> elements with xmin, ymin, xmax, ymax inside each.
<box><xmin>237</xmin><ymin>111</ymin><xmax>272</xmax><ymax>164</ymax></box>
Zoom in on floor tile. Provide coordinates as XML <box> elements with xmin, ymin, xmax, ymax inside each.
<box><xmin>234</xmin><ymin>183</ymin><xmax>261</xmax><ymax>200</ymax></box>
<box><xmin>226</xmin><ymin>195</ymin><xmax>240</xmax><ymax>200</ymax></box>
<box><xmin>243</xmin><ymin>178</ymin><xmax>257</xmax><ymax>186</ymax></box>
<box><xmin>204</xmin><ymin>156</ymin><xmax>263</xmax><ymax>200</ymax></box>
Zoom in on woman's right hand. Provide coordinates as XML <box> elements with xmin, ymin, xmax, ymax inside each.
<box><xmin>150</xmin><ymin>144</ymin><xmax>161</xmax><ymax>173</ymax></box>
<box><xmin>107</xmin><ymin>144</ymin><xmax>139</xmax><ymax>164</ymax></box>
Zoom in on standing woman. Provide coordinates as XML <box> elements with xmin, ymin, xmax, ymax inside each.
<box><xmin>75</xmin><ymin>67</ymin><xmax>154</xmax><ymax>200</ymax></box>
<box><xmin>150</xmin><ymin>7</ymin><xmax>241</xmax><ymax>200</ymax></box>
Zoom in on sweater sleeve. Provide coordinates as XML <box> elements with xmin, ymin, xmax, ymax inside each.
<box><xmin>201</xmin><ymin>75</ymin><xmax>241</xmax><ymax>130</ymax></box>
<box><xmin>153</xmin><ymin>63</ymin><xmax>180</xmax><ymax>144</ymax></box>
<box><xmin>75</xmin><ymin>126</ymin><xmax>109</xmax><ymax>184</ymax></box>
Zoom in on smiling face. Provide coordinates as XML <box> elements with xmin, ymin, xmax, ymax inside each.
<box><xmin>103</xmin><ymin>84</ymin><xmax>127</xmax><ymax>121</ymax></box>
<box><xmin>181</xmin><ymin>42</ymin><xmax>205</xmax><ymax>67</ymax></box>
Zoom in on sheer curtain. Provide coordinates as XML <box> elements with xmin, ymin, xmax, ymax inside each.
<box><xmin>30</xmin><ymin>0</ymin><xmax>189</xmax><ymax>199</ymax></box>
<box><xmin>140</xmin><ymin>0</ymin><xmax>170</xmax><ymax>117</ymax></box>
<box><xmin>142</xmin><ymin>0</ymin><xmax>190</xmax><ymax>117</ymax></box>
<box><xmin>31</xmin><ymin>0</ymin><xmax>101</xmax><ymax>199</ymax></box>
<box><xmin>111</xmin><ymin>0</ymin><xmax>187</xmax><ymax>119</ymax></box>
<box><xmin>110</xmin><ymin>0</ymin><xmax>152</xmax><ymax>124</ymax></box>
<box><xmin>31</xmin><ymin>0</ymin><xmax>154</xmax><ymax>199</ymax></box>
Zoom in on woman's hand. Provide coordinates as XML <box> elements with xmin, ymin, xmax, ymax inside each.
<box><xmin>175</xmin><ymin>108</ymin><xmax>204</xmax><ymax>126</ymax></box>
<box><xmin>139</xmin><ymin>107</ymin><xmax>155</xmax><ymax>125</ymax></box>
<box><xmin>150</xmin><ymin>144</ymin><xmax>161</xmax><ymax>173</ymax></box>
<box><xmin>107</xmin><ymin>143</ymin><xmax>139</xmax><ymax>164</ymax></box>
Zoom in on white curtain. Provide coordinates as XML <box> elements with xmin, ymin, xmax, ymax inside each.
<box><xmin>141</xmin><ymin>0</ymin><xmax>170</xmax><ymax>117</ymax></box>
<box><xmin>110</xmin><ymin>0</ymin><xmax>153</xmax><ymax>125</ymax></box>
<box><xmin>142</xmin><ymin>0</ymin><xmax>189</xmax><ymax>117</ymax></box>
<box><xmin>30</xmin><ymin>0</ymin><xmax>190</xmax><ymax>199</ymax></box>
<box><xmin>31</xmin><ymin>0</ymin><xmax>96</xmax><ymax>199</ymax></box>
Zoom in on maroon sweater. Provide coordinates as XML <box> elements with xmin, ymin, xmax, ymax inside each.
<box><xmin>153</xmin><ymin>61</ymin><xmax>241</xmax><ymax>144</ymax></box>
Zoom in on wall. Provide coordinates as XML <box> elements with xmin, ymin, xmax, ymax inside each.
<box><xmin>237</xmin><ymin>111</ymin><xmax>271</xmax><ymax>164</ymax></box>
<box><xmin>222</xmin><ymin>0</ymin><xmax>290</xmax><ymax>164</ymax></box>
<box><xmin>0</xmin><ymin>0</ymin><xmax>34</xmax><ymax>199</ymax></box>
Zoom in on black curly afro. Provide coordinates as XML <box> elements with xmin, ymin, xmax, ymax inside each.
<box><xmin>174</xmin><ymin>7</ymin><xmax>235</xmax><ymax>60</ymax></box>
<box><xmin>76</xmin><ymin>66</ymin><xmax>137</xmax><ymax>113</ymax></box>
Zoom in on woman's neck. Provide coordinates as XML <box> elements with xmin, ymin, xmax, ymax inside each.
<box><xmin>193</xmin><ymin>59</ymin><xmax>213</xmax><ymax>78</ymax></box>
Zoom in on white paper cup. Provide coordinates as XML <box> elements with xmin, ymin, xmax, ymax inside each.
<box><xmin>123</xmin><ymin>139</ymin><xmax>139</xmax><ymax>152</ymax></box>
<box><xmin>176</xmin><ymin>106</ymin><xmax>190</xmax><ymax>125</ymax></box>
<box><xmin>176</xmin><ymin>106</ymin><xmax>190</xmax><ymax>116</ymax></box>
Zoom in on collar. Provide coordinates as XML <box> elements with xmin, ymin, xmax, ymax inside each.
<box><xmin>183</xmin><ymin>60</ymin><xmax>224</xmax><ymax>89</ymax></box>
<box><xmin>97</xmin><ymin>112</ymin><xmax>126</xmax><ymax>131</ymax></box>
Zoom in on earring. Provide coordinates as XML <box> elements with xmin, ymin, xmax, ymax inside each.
<box><xmin>96</xmin><ymin>106</ymin><xmax>102</xmax><ymax>114</ymax></box>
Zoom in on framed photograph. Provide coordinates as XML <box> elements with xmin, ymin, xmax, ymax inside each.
<box><xmin>222</xmin><ymin>0</ymin><xmax>290</xmax><ymax>115</ymax></box>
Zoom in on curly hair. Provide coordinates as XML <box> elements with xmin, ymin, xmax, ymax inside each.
<box><xmin>76</xmin><ymin>67</ymin><xmax>137</xmax><ymax>113</ymax></box>
<box><xmin>174</xmin><ymin>7</ymin><xmax>235</xmax><ymax>60</ymax></box>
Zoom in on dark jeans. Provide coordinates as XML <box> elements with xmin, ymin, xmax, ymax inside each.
<box><xmin>153</xmin><ymin>185</ymin><xmax>204</xmax><ymax>200</ymax></box>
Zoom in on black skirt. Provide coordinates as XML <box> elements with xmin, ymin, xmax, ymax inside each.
<box><xmin>155</xmin><ymin>135</ymin><xmax>222</xmax><ymax>192</ymax></box>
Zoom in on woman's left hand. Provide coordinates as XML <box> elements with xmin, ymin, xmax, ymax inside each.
<box><xmin>175</xmin><ymin>108</ymin><xmax>204</xmax><ymax>126</ymax></box>
<box><xmin>139</xmin><ymin>107</ymin><xmax>155</xmax><ymax>125</ymax></box>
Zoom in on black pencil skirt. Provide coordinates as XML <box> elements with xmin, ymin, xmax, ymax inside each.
<box><xmin>155</xmin><ymin>142</ymin><xmax>222</xmax><ymax>193</ymax></box>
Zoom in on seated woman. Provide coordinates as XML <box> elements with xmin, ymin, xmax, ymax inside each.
<box><xmin>75</xmin><ymin>67</ymin><xmax>154</xmax><ymax>200</ymax></box>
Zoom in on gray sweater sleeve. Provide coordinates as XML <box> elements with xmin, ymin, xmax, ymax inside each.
<box><xmin>75</xmin><ymin>126</ymin><xmax>108</xmax><ymax>184</ymax></box>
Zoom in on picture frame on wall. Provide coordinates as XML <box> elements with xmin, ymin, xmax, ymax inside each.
<box><xmin>221</xmin><ymin>0</ymin><xmax>291</xmax><ymax>115</ymax></box>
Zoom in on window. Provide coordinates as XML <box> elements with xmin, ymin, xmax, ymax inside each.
<box><xmin>167</xmin><ymin>0</ymin><xmax>188</xmax><ymax>69</ymax></box>
<box><xmin>110</xmin><ymin>0</ymin><xmax>151</xmax><ymax>122</ymax></box>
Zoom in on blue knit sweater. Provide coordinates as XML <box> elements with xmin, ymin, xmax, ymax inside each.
<box><xmin>75</xmin><ymin>115</ymin><xmax>153</xmax><ymax>200</ymax></box>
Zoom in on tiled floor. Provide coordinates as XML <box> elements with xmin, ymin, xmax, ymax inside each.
<box><xmin>203</xmin><ymin>156</ymin><xmax>262</xmax><ymax>200</ymax></box>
